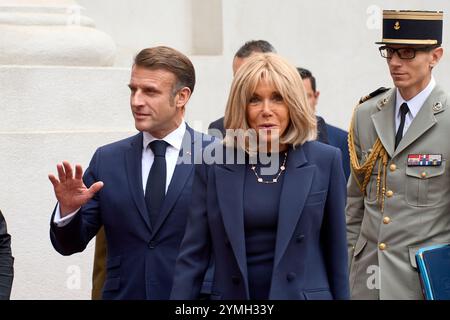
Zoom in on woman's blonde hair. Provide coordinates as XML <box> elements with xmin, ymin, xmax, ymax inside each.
<box><xmin>223</xmin><ymin>53</ymin><xmax>317</xmax><ymax>150</ymax></box>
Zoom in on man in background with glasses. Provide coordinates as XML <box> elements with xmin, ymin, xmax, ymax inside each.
<box><xmin>347</xmin><ymin>10</ymin><xmax>449</xmax><ymax>299</ymax></box>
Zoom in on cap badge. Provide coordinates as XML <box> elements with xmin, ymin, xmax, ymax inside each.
<box><xmin>394</xmin><ymin>21</ymin><xmax>401</xmax><ymax>30</ymax></box>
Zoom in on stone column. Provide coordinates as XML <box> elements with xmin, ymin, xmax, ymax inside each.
<box><xmin>0</xmin><ymin>0</ymin><xmax>116</xmax><ymax>66</ymax></box>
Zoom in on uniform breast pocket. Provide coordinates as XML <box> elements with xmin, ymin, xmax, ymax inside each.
<box><xmin>405</xmin><ymin>160</ymin><xmax>446</xmax><ymax>207</ymax></box>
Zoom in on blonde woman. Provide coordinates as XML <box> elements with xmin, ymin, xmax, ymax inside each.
<box><xmin>171</xmin><ymin>53</ymin><xmax>349</xmax><ymax>300</ymax></box>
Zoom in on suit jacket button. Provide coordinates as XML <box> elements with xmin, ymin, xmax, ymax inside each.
<box><xmin>231</xmin><ymin>276</ymin><xmax>240</xmax><ymax>285</ymax></box>
<box><xmin>296</xmin><ymin>234</ymin><xmax>305</xmax><ymax>243</ymax></box>
<box><xmin>287</xmin><ymin>272</ymin><xmax>297</xmax><ymax>282</ymax></box>
<box><xmin>148</xmin><ymin>241</ymin><xmax>156</xmax><ymax>249</ymax></box>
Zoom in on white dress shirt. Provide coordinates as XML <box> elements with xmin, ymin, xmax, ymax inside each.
<box><xmin>395</xmin><ymin>77</ymin><xmax>436</xmax><ymax>137</ymax></box>
<box><xmin>54</xmin><ymin>121</ymin><xmax>187</xmax><ymax>226</ymax></box>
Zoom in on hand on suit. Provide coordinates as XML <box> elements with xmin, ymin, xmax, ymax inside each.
<box><xmin>48</xmin><ymin>161</ymin><xmax>104</xmax><ymax>217</ymax></box>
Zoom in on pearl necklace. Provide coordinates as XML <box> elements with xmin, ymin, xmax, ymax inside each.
<box><xmin>250</xmin><ymin>152</ymin><xmax>288</xmax><ymax>184</ymax></box>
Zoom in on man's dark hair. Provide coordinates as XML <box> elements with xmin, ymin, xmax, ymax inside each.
<box><xmin>134</xmin><ymin>46</ymin><xmax>196</xmax><ymax>94</ymax></box>
<box><xmin>297</xmin><ymin>67</ymin><xmax>317</xmax><ymax>93</ymax></box>
<box><xmin>234</xmin><ymin>40</ymin><xmax>276</xmax><ymax>58</ymax></box>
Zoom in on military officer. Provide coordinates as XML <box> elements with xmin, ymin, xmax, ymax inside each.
<box><xmin>347</xmin><ymin>10</ymin><xmax>450</xmax><ymax>299</ymax></box>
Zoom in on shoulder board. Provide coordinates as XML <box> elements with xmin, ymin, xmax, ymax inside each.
<box><xmin>358</xmin><ymin>87</ymin><xmax>390</xmax><ymax>104</ymax></box>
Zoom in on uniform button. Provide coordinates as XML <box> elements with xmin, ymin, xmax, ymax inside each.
<box><xmin>379</xmin><ymin>243</ymin><xmax>387</xmax><ymax>251</ymax></box>
<box><xmin>148</xmin><ymin>241</ymin><xmax>157</xmax><ymax>249</ymax></box>
<box><xmin>296</xmin><ymin>234</ymin><xmax>305</xmax><ymax>243</ymax></box>
<box><xmin>421</xmin><ymin>172</ymin><xmax>427</xmax><ymax>178</ymax></box>
<box><xmin>389</xmin><ymin>164</ymin><xmax>397</xmax><ymax>172</ymax></box>
<box><xmin>386</xmin><ymin>190</ymin><xmax>394</xmax><ymax>198</ymax></box>
<box><xmin>231</xmin><ymin>276</ymin><xmax>240</xmax><ymax>285</ymax></box>
<box><xmin>286</xmin><ymin>272</ymin><xmax>297</xmax><ymax>282</ymax></box>
<box><xmin>383</xmin><ymin>217</ymin><xmax>391</xmax><ymax>224</ymax></box>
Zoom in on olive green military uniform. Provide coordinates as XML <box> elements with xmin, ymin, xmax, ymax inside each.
<box><xmin>347</xmin><ymin>86</ymin><xmax>450</xmax><ymax>299</ymax></box>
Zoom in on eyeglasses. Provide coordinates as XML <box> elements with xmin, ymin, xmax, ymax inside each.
<box><xmin>379</xmin><ymin>46</ymin><xmax>436</xmax><ymax>59</ymax></box>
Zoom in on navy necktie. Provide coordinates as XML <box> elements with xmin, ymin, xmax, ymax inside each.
<box><xmin>145</xmin><ymin>140</ymin><xmax>168</xmax><ymax>227</ymax></box>
<box><xmin>395</xmin><ymin>103</ymin><xmax>409</xmax><ymax>149</ymax></box>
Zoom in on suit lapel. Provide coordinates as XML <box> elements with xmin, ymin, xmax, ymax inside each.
<box><xmin>125</xmin><ymin>132</ymin><xmax>152</xmax><ymax>232</ymax></box>
<box><xmin>151</xmin><ymin>126</ymin><xmax>196</xmax><ymax>237</ymax></box>
<box><xmin>371</xmin><ymin>90</ymin><xmax>396</xmax><ymax>158</ymax></box>
<box><xmin>215</xmin><ymin>157</ymin><xmax>249</xmax><ymax>291</ymax></box>
<box><xmin>273</xmin><ymin>146</ymin><xmax>315</xmax><ymax>268</ymax></box>
<box><xmin>393</xmin><ymin>86</ymin><xmax>446</xmax><ymax>156</ymax></box>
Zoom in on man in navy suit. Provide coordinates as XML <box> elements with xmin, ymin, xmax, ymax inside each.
<box><xmin>298</xmin><ymin>67</ymin><xmax>350</xmax><ymax>180</ymax></box>
<box><xmin>49</xmin><ymin>46</ymin><xmax>210</xmax><ymax>299</ymax></box>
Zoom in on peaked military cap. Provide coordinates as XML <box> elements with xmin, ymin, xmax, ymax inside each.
<box><xmin>376</xmin><ymin>10</ymin><xmax>443</xmax><ymax>45</ymax></box>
